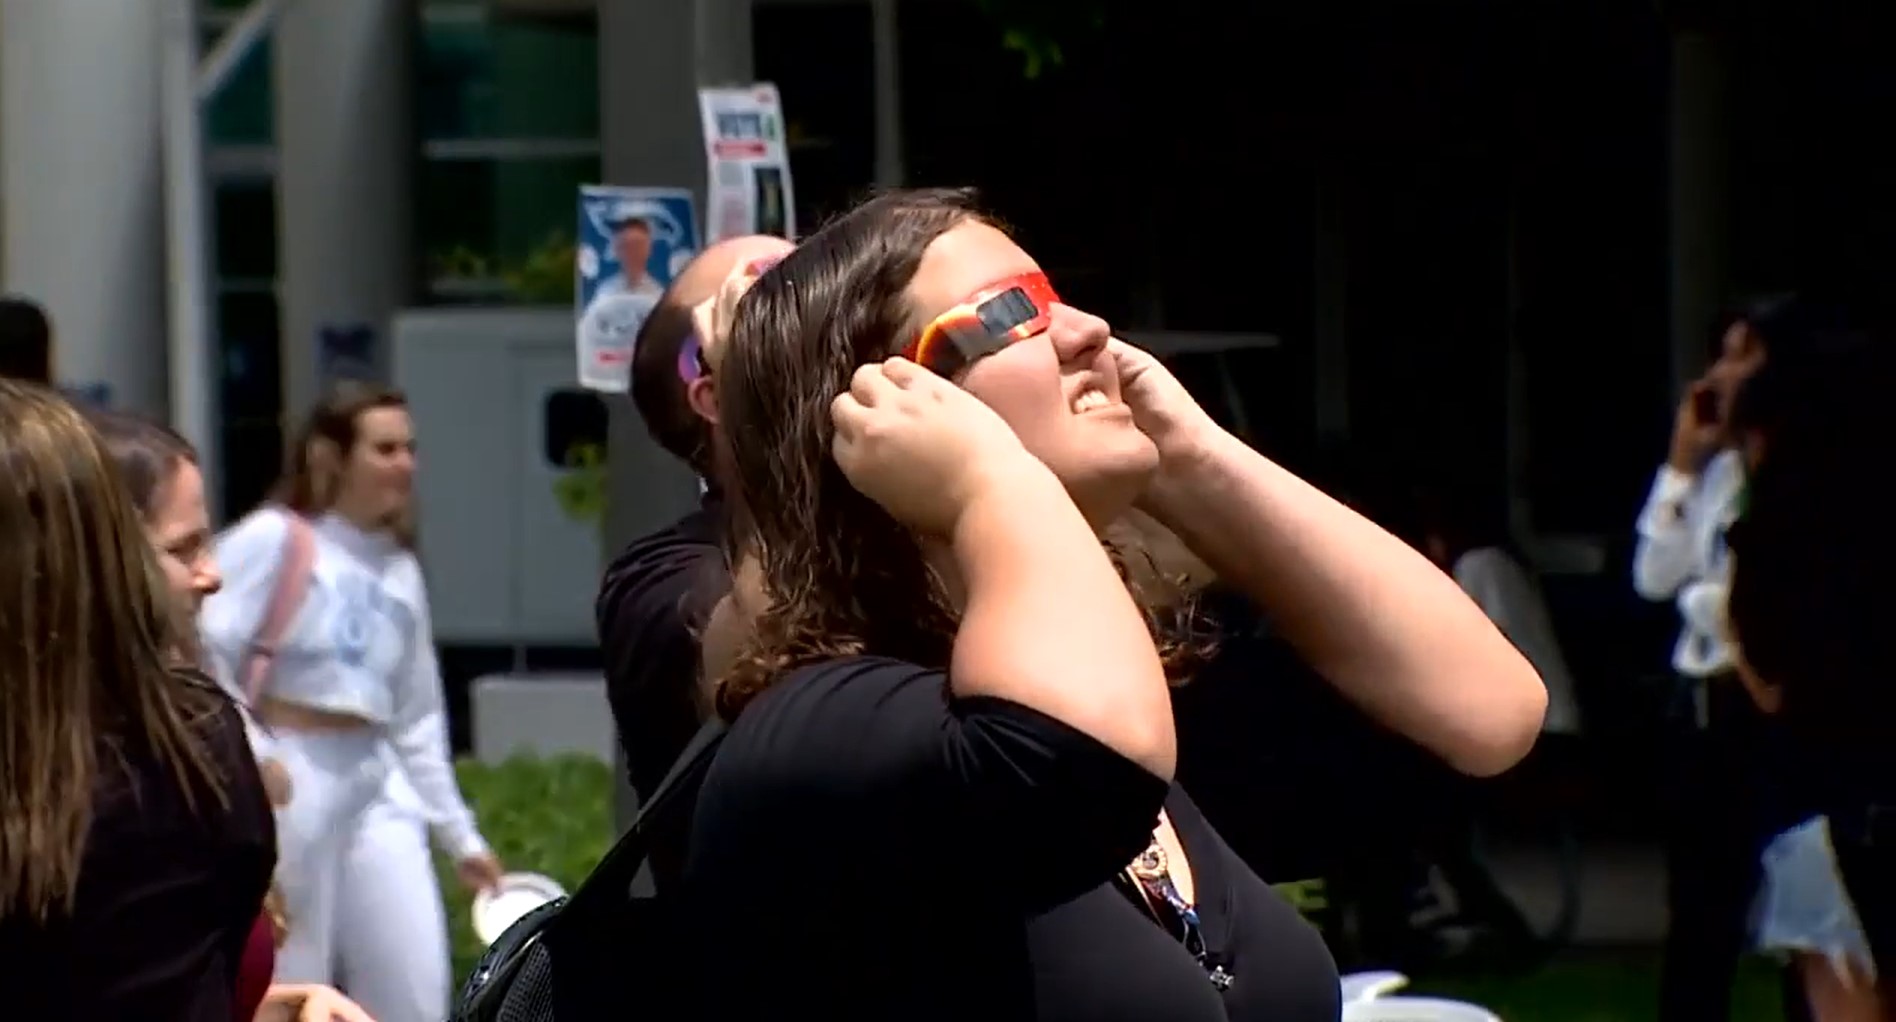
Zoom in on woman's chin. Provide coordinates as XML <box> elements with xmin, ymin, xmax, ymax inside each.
<box><xmin>1066</xmin><ymin>458</ymin><xmax>1160</xmax><ymax>531</ymax></box>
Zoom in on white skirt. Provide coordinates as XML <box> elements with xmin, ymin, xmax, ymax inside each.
<box><xmin>1752</xmin><ymin>815</ymin><xmax>1877</xmax><ymax>983</ymax></box>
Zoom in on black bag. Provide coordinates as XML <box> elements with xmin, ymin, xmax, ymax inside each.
<box><xmin>451</xmin><ymin>721</ymin><xmax>726</xmax><ymax>1021</ymax></box>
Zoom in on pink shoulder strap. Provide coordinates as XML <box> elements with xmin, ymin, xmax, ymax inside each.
<box><xmin>240</xmin><ymin>511</ymin><xmax>317</xmax><ymax>706</ymax></box>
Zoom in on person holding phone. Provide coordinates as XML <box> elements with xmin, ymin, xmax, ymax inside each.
<box><xmin>1634</xmin><ymin>295</ymin><xmax>1811</xmax><ymax>1022</ymax></box>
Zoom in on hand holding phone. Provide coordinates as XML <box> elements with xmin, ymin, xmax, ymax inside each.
<box><xmin>1691</xmin><ymin>384</ymin><xmax>1722</xmax><ymax>426</ymax></box>
<box><xmin>1669</xmin><ymin>380</ymin><xmax>1724</xmax><ymax>473</ymax></box>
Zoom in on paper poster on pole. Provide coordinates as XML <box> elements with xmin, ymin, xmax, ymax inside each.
<box><xmin>574</xmin><ymin>185</ymin><xmax>700</xmax><ymax>392</ymax></box>
<box><xmin>698</xmin><ymin>84</ymin><xmax>796</xmax><ymax>243</ymax></box>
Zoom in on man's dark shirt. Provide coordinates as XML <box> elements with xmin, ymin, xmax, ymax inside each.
<box><xmin>595</xmin><ymin>495</ymin><xmax>729</xmax><ymax>808</ymax></box>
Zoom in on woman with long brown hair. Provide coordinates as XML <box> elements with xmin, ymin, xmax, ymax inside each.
<box><xmin>89</xmin><ymin>410</ymin><xmax>377</xmax><ymax>1022</ymax></box>
<box><xmin>0</xmin><ymin>381</ymin><xmax>275</xmax><ymax>1019</ymax></box>
<box><xmin>684</xmin><ymin>189</ymin><xmax>1546</xmax><ymax>1021</ymax></box>
<box><xmin>200</xmin><ymin>382</ymin><xmax>499</xmax><ymax>1022</ymax></box>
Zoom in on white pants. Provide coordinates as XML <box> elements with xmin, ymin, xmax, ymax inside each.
<box><xmin>272</xmin><ymin>731</ymin><xmax>451</xmax><ymax>1022</ymax></box>
<box><xmin>336</xmin><ymin>778</ymin><xmax>451</xmax><ymax>1022</ymax></box>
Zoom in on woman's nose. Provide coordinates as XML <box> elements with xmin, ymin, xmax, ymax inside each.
<box><xmin>195</xmin><ymin>559</ymin><xmax>223</xmax><ymax>596</ymax></box>
<box><xmin>1047</xmin><ymin>304</ymin><xmax>1111</xmax><ymax>364</ymax></box>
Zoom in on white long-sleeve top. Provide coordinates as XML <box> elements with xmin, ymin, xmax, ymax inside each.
<box><xmin>200</xmin><ymin>508</ymin><xmax>488</xmax><ymax>860</ymax></box>
<box><xmin>1451</xmin><ymin>547</ymin><xmax>1583</xmax><ymax>735</ymax></box>
<box><xmin>1631</xmin><ymin>447</ymin><xmax>1746</xmax><ymax>679</ymax></box>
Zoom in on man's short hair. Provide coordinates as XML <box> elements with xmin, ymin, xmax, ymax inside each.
<box><xmin>612</xmin><ymin>216</ymin><xmax>653</xmax><ymax>234</ymax></box>
<box><xmin>0</xmin><ymin>296</ymin><xmax>52</xmax><ymax>383</ymax></box>
<box><xmin>630</xmin><ymin>296</ymin><xmax>707</xmax><ymax>471</ymax></box>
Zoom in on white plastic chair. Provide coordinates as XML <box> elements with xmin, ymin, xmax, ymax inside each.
<box><xmin>1341</xmin><ymin>995</ymin><xmax>1504</xmax><ymax>1021</ymax></box>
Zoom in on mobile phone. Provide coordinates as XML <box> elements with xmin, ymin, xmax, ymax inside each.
<box><xmin>1691</xmin><ymin>387</ymin><xmax>1721</xmax><ymax>425</ymax></box>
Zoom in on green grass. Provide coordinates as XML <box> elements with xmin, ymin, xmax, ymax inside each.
<box><xmin>438</xmin><ymin>756</ymin><xmax>1796</xmax><ymax>1021</ymax></box>
<box><xmin>434</xmin><ymin>754</ymin><xmax>617</xmax><ymax>984</ymax></box>
<box><xmin>1414</xmin><ymin>952</ymin><xmax>1785</xmax><ymax>1021</ymax></box>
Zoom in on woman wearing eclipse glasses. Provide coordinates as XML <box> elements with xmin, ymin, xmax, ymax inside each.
<box><xmin>682</xmin><ymin>188</ymin><xmax>1546</xmax><ymax>1022</ymax></box>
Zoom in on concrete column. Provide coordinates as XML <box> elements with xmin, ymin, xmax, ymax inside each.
<box><xmin>1667</xmin><ymin>29</ymin><xmax>1730</xmax><ymax>391</ymax></box>
<box><xmin>1</xmin><ymin>0</ymin><xmax>167</xmax><ymax>414</ymax></box>
<box><xmin>272</xmin><ymin>0</ymin><xmax>416</xmax><ymax>417</ymax></box>
<box><xmin>598</xmin><ymin>0</ymin><xmax>752</xmax><ymax>833</ymax></box>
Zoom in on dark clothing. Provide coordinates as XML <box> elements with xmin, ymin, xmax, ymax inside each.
<box><xmin>1659</xmin><ymin>679</ymin><xmax>1809</xmax><ymax>1022</ymax></box>
<box><xmin>684</xmin><ymin>656</ymin><xmax>1340</xmax><ymax>1022</ymax></box>
<box><xmin>1830</xmin><ymin>805</ymin><xmax>1896</xmax><ymax>976</ymax></box>
<box><xmin>596</xmin><ymin>497</ymin><xmax>728</xmax><ymax>802</ymax></box>
<box><xmin>1777</xmin><ymin>666</ymin><xmax>1896</xmax><ymax>981</ymax></box>
<box><xmin>3</xmin><ymin>687</ymin><xmax>277</xmax><ymax>1021</ymax></box>
<box><xmin>1792</xmin><ymin>711</ymin><xmax>1896</xmax><ymax>980</ymax></box>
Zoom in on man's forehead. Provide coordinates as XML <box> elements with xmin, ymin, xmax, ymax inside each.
<box><xmin>668</xmin><ymin>236</ymin><xmax>795</xmax><ymax>310</ymax></box>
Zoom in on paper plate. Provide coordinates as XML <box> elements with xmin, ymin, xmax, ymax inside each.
<box><xmin>1339</xmin><ymin>970</ymin><xmax>1412</xmax><ymax>1004</ymax></box>
<box><xmin>471</xmin><ymin>872</ymin><xmax>568</xmax><ymax>947</ymax></box>
<box><xmin>1342</xmin><ymin>995</ymin><xmax>1503</xmax><ymax>1022</ymax></box>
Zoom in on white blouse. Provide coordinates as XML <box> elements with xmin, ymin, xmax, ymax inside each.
<box><xmin>1632</xmin><ymin>448</ymin><xmax>1747</xmax><ymax>678</ymax></box>
<box><xmin>200</xmin><ymin>508</ymin><xmax>486</xmax><ymax>859</ymax></box>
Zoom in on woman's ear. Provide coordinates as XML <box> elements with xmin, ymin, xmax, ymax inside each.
<box><xmin>686</xmin><ymin>376</ymin><xmax>719</xmax><ymax>427</ymax></box>
<box><xmin>306</xmin><ymin>436</ymin><xmax>342</xmax><ymax>471</ymax></box>
<box><xmin>305</xmin><ymin>437</ymin><xmax>344</xmax><ymax>503</ymax></box>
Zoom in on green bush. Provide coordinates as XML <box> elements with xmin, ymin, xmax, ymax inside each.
<box><xmin>434</xmin><ymin>754</ymin><xmax>616</xmax><ymax>986</ymax></box>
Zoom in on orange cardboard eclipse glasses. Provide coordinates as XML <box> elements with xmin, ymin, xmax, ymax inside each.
<box><xmin>902</xmin><ymin>272</ymin><xmax>1059</xmax><ymax>377</ymax></box>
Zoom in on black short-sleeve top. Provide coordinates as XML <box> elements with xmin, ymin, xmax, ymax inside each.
<box><xmin>682</xmin><ymin>656</ymin><xmax>1340</xmax><ymax>1022</ymax></box>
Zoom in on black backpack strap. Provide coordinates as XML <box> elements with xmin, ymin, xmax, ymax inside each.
<box><xmin>551</xmin><ymin>719</ymin><xmax>726</xmax><ymax>932</ymax></box>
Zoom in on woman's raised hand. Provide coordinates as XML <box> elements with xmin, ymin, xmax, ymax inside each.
<box><xmin>830</xmin><ymin>357</ymin><xmax>1047</xmax><ymax>536</ymax></box>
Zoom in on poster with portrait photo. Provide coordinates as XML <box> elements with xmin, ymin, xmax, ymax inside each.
<box><xmin>574</xmin><ymin>185</ymin><xmax>700</xmax><ymax>392</ymax></box>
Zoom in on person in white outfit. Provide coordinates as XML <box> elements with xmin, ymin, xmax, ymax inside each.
<box><xmin>1633</xmin><ymin>296</ymin><xmax>1812</xmax><ymax>1022</ymax></box>
<box><xmin>200</xmin><ymin>382</ymin><xmax>503</xmax><ymax>1022</ymax></box>
<box><xmin>331</xmin><ymin>770</ymin><xmax>454</xmax><ymax>1021</ymax></box>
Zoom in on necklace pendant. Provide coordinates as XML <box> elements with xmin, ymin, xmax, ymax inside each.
<box><xmin>1129</xmin><ymin>840</ymin><xmax>1167</xmax><ymax>879</ymax></box>
<box><xmin>1208</xmin><ymin>964</ymin><xmax>1234</xmax><ymax>991</ymax></box>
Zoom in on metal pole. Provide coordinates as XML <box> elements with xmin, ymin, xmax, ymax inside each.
<box><xmin>870</xmin><ymin>0</ymin><xmax>904</xmax><ymax>188</ymax></box>
<box><xmin>160</xmin><ymin>0</ymin><xmax>220</xmax><ymax>516</ymax></box>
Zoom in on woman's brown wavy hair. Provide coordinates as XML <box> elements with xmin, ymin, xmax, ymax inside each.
<box><xmin>0</xmin><ymin>381</ymin><xmax>231</xmax><ymax>922</ymax></box>
<box><xmin>712</xmin><ymin>188</ymin><xmax>1206</xmax><ymax>719</ymax></box>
